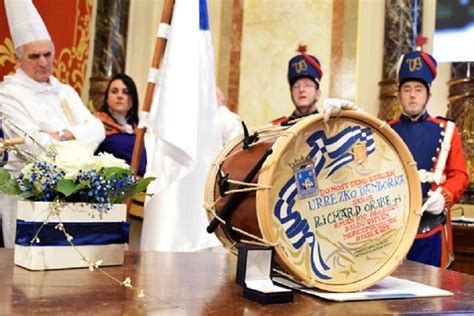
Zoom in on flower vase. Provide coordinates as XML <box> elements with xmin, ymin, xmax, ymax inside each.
<box><xmin>14</xmin><ymin>200</ymin><xmax>129</xmax><ymax>270</ymax></box>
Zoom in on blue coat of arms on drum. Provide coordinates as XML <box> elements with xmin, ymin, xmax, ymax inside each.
<box><xmin>290</xmin><ymin>157</ymin><xmax>318</xmax><ymax>199</ymax></box>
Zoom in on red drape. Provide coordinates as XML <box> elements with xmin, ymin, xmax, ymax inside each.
<box><xmin>0</xmin><ymin>0</ymin><xmax>92</xmax><ymax>95</ymax></box>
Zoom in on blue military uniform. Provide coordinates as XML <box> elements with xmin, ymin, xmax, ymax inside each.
<box><xmin>389</xmin><ymin>51</ymin><xmax>469</xmax><ymax>267</ymax></box>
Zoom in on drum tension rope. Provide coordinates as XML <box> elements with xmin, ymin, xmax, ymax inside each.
<box><xmin>206</xmin><ymin>148</ymin><xmax>273</xmax><ymax>234</ymax></box>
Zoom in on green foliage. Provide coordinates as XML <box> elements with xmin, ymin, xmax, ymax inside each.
<box><xmin>0</xmin><ymin>168</ymin><xmax>21</xmax><ymax>195</ymax></box>
<box><xmin>0</xmin><ymin>164</ymin><xmax>155</xmax><ymax>208</ymax></box>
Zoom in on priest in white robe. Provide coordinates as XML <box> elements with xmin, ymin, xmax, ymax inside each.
<box><xmin>0</xmin><ymin>0</ymin><xmax>105</xmax><ymax>247</ymax></box>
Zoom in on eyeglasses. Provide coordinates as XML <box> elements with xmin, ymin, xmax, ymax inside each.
<box><xmin>292</xmin><ymin>82</ymin><xmax>317</xmax><ymax>90</ymax></box>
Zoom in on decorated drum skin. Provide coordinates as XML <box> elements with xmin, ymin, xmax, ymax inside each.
<box><xmin>205</xmin><ymin>111</ymin><xmax>422</xmax><ymax>292</ymax></box>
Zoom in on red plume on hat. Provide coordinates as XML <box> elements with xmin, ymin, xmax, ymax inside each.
<box><xmin>416</xmin><ymin>34</ymin><xmax>428</xmax><ymax>51</ymax></box>
<box><xmin>297</xmin><ymin>44</ymin><xmax>308</xmax><ymax>54</ymax></box>
<box><xmin>415</xmin><ymin>34</ymin><xmax>437</xmax><ymax>78</ymax></box>
<box><xmin>297</xmin><ymin>44</ymin><xmax>323</xmax><ymax>79</ymax></box>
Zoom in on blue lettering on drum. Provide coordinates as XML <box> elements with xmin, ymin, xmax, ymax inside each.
<box><xmin>307</xmin><ymin>193</ymin><xmax>337</xmax><ymax>210</ymax></box>
<box><xmin>358</xmin><ymin>175</ymin><xmax>405</xmax><ymax>196</ymax></box>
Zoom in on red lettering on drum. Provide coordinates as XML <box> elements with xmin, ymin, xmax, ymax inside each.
<box><xmin>349</xmin><ymin>178</ymin><xmax>368</xmax><ymax>188</ymax></box>
<box><xmin>368</xmin><ymin>170</ymin><xmax>396</xmax><ymax>182</ymax></box>
<box><xmin>340</xmin><ymin>195</ymin><xmax>400</xmax><ymax>243</ymax></box>
<box><xmin>352</xmin><ymin>194</ymin><xmax>373</xmax><ymax>206</ymax></box>
<box><xmin>319</xmin><ymin>182</ymin><xmax>351</xmax><ymax>195</ymax></box>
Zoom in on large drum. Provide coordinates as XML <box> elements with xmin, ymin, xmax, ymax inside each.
<box><xmin>204</xmin><ymin>111</ymin><xmax>422</xmax><ymax>292</ymax></box>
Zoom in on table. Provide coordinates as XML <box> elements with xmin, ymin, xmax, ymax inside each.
<box><xmin>1</xmin><ymin>249</ymin><xmax>474</xmax><ymax>314</ymax></box>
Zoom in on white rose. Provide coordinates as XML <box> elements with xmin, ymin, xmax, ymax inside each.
<box><xmin>51</xmin><ymin>141</ymin><xmax>96</xmax><ymax>178</ymax></box>
<box><xmin>20</xmin><ymin>162</ymin><xmax>34</xmax><ymax>176</ymax></box>
<box><xmin>92</xmin><ymin>152</ymin><xmax>129</xmax><ymax>170</ymax></box>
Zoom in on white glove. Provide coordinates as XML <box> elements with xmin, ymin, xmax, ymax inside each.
<box><xmin>322</xmin><ymin>98</ymin><xmax>364</xmax><ymax>122</ymax></box>
<box><xmin>421</xmin><ymin>187</ymin><xmax>445</xmax><ymax>215</ymax></box>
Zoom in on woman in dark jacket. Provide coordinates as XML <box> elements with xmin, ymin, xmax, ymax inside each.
<box><xmin>94</xmin><ymin>73</ymin><xmax>147</xmax><ymax>176</ymax></box>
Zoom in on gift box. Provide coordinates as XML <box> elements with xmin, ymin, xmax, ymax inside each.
<box><xmin>236</xmin><ymin>246</ymin><xmax>293</xmax><ymax>304</ymax></box>
<box><xmin>14</xmin><ymin>200</ymin><xmax>129</xmax><ymax>270</ymax></box>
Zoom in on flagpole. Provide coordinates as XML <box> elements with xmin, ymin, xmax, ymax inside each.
<box><xmin>130</xmin><ymin>0</ymin><xmax>175</xmax><ymax>176</ymax></box>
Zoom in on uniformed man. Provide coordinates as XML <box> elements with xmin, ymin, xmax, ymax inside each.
<box><xmin>273</xmin><ymin>45</ymin><xmax>360</xmax><ymax>125</ymax></box>
<box><xmin>389</xmin><ymin>50</ymin><xmax>469</xmax><ymax>268</ymax></box>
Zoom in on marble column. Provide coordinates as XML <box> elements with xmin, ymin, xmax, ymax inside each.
<box><xmin>378</xmin><ymin>0</ymin><xmax>423</xmax><ymax>121</ymax></box>
<box><xmin>227</xmin><ymin>0</ymin><xmax>244</xmax><ymax>114</ymax></box>
<box><xmin>448</xmin><ymin>63</ymin><xmax>474</xmax><ymax>203</ymax></box>
<box><xmin>88</xmin><ymin>0</ymin><xmax>130</xmax><ymax>111</ymax></box>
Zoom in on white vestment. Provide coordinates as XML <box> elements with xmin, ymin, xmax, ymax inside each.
<box><xmin>215</xmin><ymin>105</ymin><xmax>242</xmax><ymax>145</ymax></box>
<box><xmin>0</xmin><ymin>69</ymin><xmax>105</xmax><ymax>247</ymax></box>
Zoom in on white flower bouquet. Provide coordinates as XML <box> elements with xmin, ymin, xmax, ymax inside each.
<box><xmin>0</xmin><ymin>140</ymin><xmax>154</xmax><ymax>211</ymax></box>
<box><xmin>0</xmin><ymin>140</ymin><xmax>154</xmax><ymax>270</ymax></box>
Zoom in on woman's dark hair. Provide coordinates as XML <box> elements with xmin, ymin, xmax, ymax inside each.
<box><xmin>100</xmin><ymin>73</ymin><xmax>139</xmax><ymax>126</ymax></box>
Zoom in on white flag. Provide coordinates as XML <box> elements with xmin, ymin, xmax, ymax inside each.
<box><xmin>140</xmin><ymin>0</ymin><xmax>222</xmax><ymax>252</ymax></box>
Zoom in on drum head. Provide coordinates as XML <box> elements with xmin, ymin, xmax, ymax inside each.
<box><xmin>257</xmin><ymin>111</ymin><xmax>422</xmax><ymax>292</ymax></box>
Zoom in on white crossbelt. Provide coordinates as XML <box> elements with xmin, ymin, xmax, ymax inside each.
<box><xmin>434</xmin><ymin>121</ymin><xmax>454</xmax><ymax>185</ymax></box>
<box><xmin>417</xmin><ymin>120</ymin><xmax>454</xmax><ymax>185</ymax></box>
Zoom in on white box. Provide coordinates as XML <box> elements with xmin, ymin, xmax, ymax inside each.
<box><xmin>14</xmin><ymin>200</ymin><xmax>128</xmax><ymax>270</ymax></box>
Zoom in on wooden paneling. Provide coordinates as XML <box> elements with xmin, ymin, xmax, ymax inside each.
<box><xmin>451</xmin><ymin>224</ymin><xmax>474</xmax><ymax>275</ymax></box>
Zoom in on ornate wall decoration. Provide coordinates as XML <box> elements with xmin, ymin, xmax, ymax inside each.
<box><xmin>0</xmin><ymin>37</ymin><xmax>15</xmax><ymax>75</ymax></box>
<box><xmin>448</xmin><ymin>73</ymin><xmax>474</xmax><ymax>203</ymax></box>
<box><xmin>54</xmin><ymin>0</ymin><xmax>93</xmax><ymax>95</ymax></box>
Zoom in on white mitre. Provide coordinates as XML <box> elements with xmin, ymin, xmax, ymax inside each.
<box><xmin>4</xmin><ymin>0</ymin><xmax>51</xmax><ymax>49</ymax></box>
